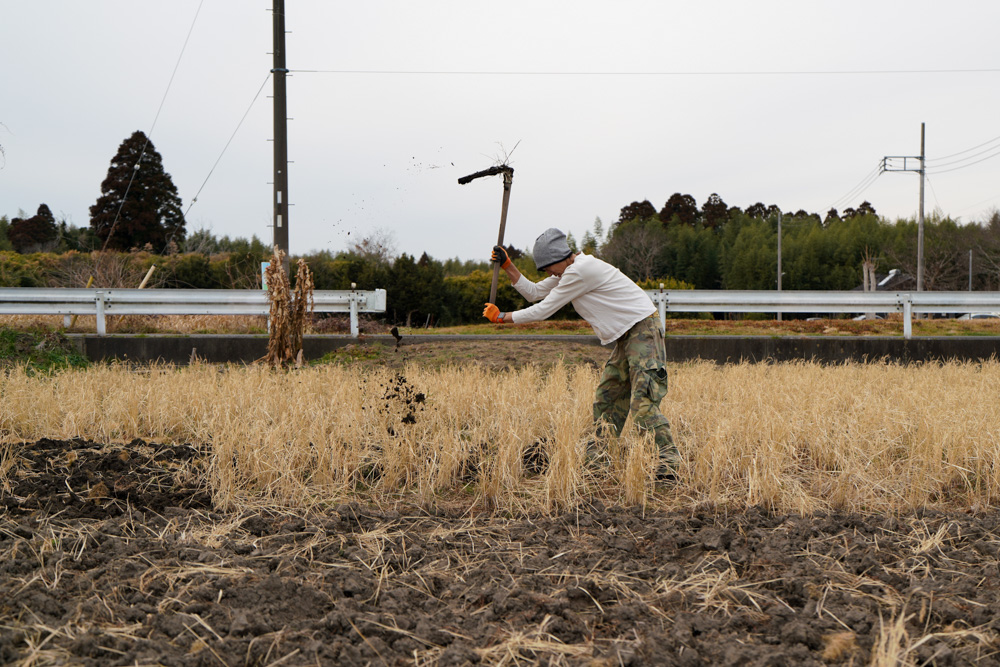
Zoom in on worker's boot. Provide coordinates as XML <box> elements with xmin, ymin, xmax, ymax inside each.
<box><xmin>655</xmin><ymin>463</ymin><xmax>678</xmax><ymax>487</ymax></box>
<box><xmin>584</xmin><ymin>423</ymin><xmax>615</xmax><ymax>472</ymax></box>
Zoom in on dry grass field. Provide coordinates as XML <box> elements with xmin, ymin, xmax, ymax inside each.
<box><xmin>3</xmin><ymin>357</ymin><xmax>1000</xmax><ymax>665</ymax></box>
<box><xmin>3</xmin><ymin>360</ymin><xmax>1000</xmax><ymax>513</ymax></box>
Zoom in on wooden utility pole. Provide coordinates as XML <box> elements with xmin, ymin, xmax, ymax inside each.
<box><xmin>917</xmin><ymin>122</ymin><xmax>926</xmax><ymax>291</ymax></box>
<box><xmin>776</xmin><ymin>212</ymin><xmax>782</xmax><ymax>321</ymax></box>
<box><xmin>272</xmin><ymin>0</ymin><xmax>290</xmax><ymax>273</ymax></box>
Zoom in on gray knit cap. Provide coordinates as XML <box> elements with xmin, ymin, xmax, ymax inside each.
<box><xmin>533</xmin><ymin>228</ymin><xmax>573</xmax><ymax>270</ymax></box>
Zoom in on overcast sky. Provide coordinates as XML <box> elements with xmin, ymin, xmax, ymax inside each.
<box><xmin>4</xmin><ymin>1</ymin><xmax>1000</xmax><ymax>260</ymax></box>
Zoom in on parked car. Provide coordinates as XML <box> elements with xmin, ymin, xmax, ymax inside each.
<box><xmin>957</xmin><ymin>313</ymin><xmax>1000</xmax><ymax>320</ymax></box>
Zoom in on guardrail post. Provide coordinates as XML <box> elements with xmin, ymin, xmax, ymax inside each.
<box><xmin>657</xmin><ymin>283</ymin><xmax>666</xmax><ymax>331</ymax></box>
<box><xmin>350</xmin><ymin>283</ymin><xmax>359</xmax><ymax>337</ymax></box>
<box><xmin>903</xmin><ymin>297</ymin><xmax>913</xmax><ymax>339</ymax></box>
<box><xmin>63</xmin><ymin>315</ymin><xmax>72</xmax><ymax>328</ymax></box>
<box><xmin>95</xmin><ymin>291</ymin><xmax>106</xmax><ymax>336</ymax></box>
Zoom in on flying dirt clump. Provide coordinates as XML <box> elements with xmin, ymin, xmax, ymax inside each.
<box><xmin>359</xmin><ymin>373</ymin><xmax>429</xmax><ymax>483</ymax></box>
<box><xmin>381</xmin><ymin>372</ymin><xmax>426</xmax><ymax>426</ymax></box>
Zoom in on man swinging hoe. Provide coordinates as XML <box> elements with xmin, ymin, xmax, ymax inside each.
<box><xmin>483</xmin><ymin>228</ymin><xmax>679</xmax><ymax>484</ymax></box>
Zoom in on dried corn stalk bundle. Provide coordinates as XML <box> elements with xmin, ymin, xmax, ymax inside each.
<box><xmin>264</xmin><ymin>250</ymin><xmax>314</xmax><ymax>368</ymax></box>
<box><xmin>290</xmin><ymin>257</ymin><xmax>315</xmax><ymax>359</ymax></box>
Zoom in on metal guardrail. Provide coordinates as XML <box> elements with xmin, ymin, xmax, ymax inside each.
<box><xmin>0</xmin><ymin>288</ymin><xmax>387</xmax><ymax>336</ymax></box>
<box><xmin>645</xmin><ymin>289</ymin><xmax>1000</xmax><ymax>339</ymax></box>
<box><xmin>3</xmin><ymin>287</ymin><xmax>997</xmax><ymax>341</ymax></box>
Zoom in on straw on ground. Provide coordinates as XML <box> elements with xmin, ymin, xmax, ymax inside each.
<box><xmin>2</xmin><ymin>360</ymin><xmax>999</xmax><ymax>513</ymax></box>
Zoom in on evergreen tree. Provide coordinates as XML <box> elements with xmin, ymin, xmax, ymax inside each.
<box><xmin>662</xmin><ymin>223</ymin><xmax>722</xmax><ymax>288</ymax></box>
<box><xmin>90</xmin><ymin>130</ymin><xmax>185</xmax><ymax>250</ymax></box>
<box><xmin>503</xmin><ymin>244</ymin><xmax>524</xmax><ymax>262</ymax></box>
<box><xmin>388</xmin><ymin>253</ymin><xmax>422</xmax><ymax>326</ymax></box>
<box><xmin>720</xmin><ymin>218</ymin><xmax>774</xmax><ymax>289</ymax></box>
<box><xmin>8</xmin><ymin>204</ymin><xmax>58</xmax><ymax>253</ymax></box>
<box><xmin>386</xmin><ymin>252</ymin><xmax>448</xmax><ymax>326</ymax></box>
<box><xmin>0</xmin><ymin>216</ymin><xmax>13</xmax><ymax>251</ymax></box>
<box><xmin>581</xmin><ymin>218</ymin><xmax>604</xmax><ymax>255</ymax></box>
<box><xmin>659</xmin><ymin>193</ymin><xmax>699</xmax><ymax>226</ymax></box>
<box><xmin>55</xmin><ymin>220</ymin><xmax>97</xmax><ymax>252</ymax></box>
<box><xmin>854</xmin><ymin>201</ymin><xmax>877</xmax><ymax>218</ymax></box>
<box><xmin>701</xmin><ymin>193</ymin><xmax>729</xmax><ymax>229</ymax></box>
<box><xmin>617</xmin><ymin>200</ymin><xmax>657</xmax><ymax>225</ymax></box>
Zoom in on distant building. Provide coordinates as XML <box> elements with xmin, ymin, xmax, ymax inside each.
<box><xmin>852</xmin><ymin>268</ymin><xmax>914</xmax><ymax>292</ymax></box>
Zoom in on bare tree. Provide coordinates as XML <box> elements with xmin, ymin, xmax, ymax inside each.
<box><xmin>885</xmin><ymin>213</ymin><xmax>966</xmax><ymax>290</ymax></box>
<box><xmin>352</xmin><ymin>227</ymin><xmax>397</xmax><ymax>266</ymax></box>
<box><xmin>600</xmin><ymin>218</ymin><xmax>668</xmax><ymax>281</ymax></box>
<box><xmin>977</xmin><ymin>208</ymin><xmax>1000</xmax><ymax>289</ymax></box>
<box><xmin>49</xmin><ymin>251</ymin><xmax>156</xmax><ymax>288</ymax></box>
<box><xmin>861</xmin><ymin>248</ymin><xmax>878</xmax><ymax>319</ymax></box>
<box><xmin>183</xmin><ymin>227</ymin><xmax>221</xmax><ymax>255</ymax></box>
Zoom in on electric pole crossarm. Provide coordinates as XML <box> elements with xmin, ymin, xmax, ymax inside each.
<box><xmin>881</xmin><ymin>156</ymin><xmax>922</xmax><ymax>172</ymax></box>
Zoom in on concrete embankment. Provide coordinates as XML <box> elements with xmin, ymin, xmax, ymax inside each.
<box><xmin>67</xmin><ymin>334</ymin><xmax>1000</xmax><ymax>365</ymax></box>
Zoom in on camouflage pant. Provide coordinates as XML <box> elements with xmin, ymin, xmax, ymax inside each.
<box><xmin>592</xmin><ymin>315</ymin><xmax>678</xmax><ymax>470</ymax></box>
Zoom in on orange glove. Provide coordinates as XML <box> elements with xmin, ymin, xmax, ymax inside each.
<box><xmin>491</xmin><ymin>245</ymin><xmax>512</xmax><ymax>269</ymax></box>
<box><xmin>483</xmin><ymin>303</ymin><xmax>507</xmax><ymax>323</ymax></box>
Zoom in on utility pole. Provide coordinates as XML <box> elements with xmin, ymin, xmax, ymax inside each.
<box><xmin>917</xmin><ymin>123</ymin><xmax>925</xmax><ymax>291</ymax></box>
<box><xmin>776</xmin><ymin>212</ymin><xmax>782</xmax><ymax>322</ymax></box>
<box><xmin>272</xmin><ymin>0</ymin><xmax>290</xmax><ymax>274</ymax></box>
<box><xmin>882</xmin><ymin>122</ymin><xmax>926</xmax><ymax>291</ymax></box>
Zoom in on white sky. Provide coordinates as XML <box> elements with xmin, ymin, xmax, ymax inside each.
<box><xmin>4</xmin><ymin>1</ymin><xmax>1000</xmax><ymax>260</ymax></box>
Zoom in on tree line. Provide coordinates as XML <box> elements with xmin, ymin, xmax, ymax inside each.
<box><xmin>4</xmin><ymin>205</ymin><xmax>999</xmax><ymax>326</ymax></box>
<box><xmin>603</xmin><ymin>194</ymin><xmax>1000</xmax><ymax>292</ymax></box>
<box><xmin>4</xmin><ymin>129</ymin><xmax>1000</xmax><ymax>326</ymax></box>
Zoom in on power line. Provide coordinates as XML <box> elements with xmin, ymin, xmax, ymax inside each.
<box><xmin>830</xmin><ymin>162</ymin><xmax>882</xmax><ymax>211</ymax></box>
<box><xmin>927</xmin><ymin>141</ymin><xmax>1000</xmax><ymax>169</ymax></box>
<box><xmin>925</xmin><ymin>132</ymin><xmax>1000</xmax><ymax>163</ymax></box>
<box><xmin>924</xmin><ymin>174</ymin><xmax>944</xmax><ymax>212</ymax></box>
<box><xmin>101</xmin><ymin>0</ymin><xmax>205</xmax><ymax>252</ymax></box>
<box><xmin>957</xmin><ymin>189</ymin><xmax>1000</xmax><ymax>213</ymax></box>
<box><xmin>289</xmin><ymin>67</ymin><xmax>1000</xmax><ymax>76</ymax></box>
<box><xmin>181</xmin><ymin>73</ymin><xmax>272</xmax><ymax>220</ymax></box>
<box><xmin>927</xmin><ymin>145</ymin><xmax>1000</xmax><ymax>175</ymax></box>
<box><xmin>832</xmin><ymin>163</ymin><xmax>882</xmax><ymax>206</ymax></box>
<box><xmin>160</xmin><ymin>72</ymin><xmax>272</xmax><ymax>254</ymax></box>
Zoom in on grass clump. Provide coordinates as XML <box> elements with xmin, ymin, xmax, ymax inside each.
<box><xmin>313</xmin><ymin>343</ymin><xmax>386</xmax><ymax>366</ymax></box>
<box><xmin>0</xmin><ymin>327</ymin><xmax>89</xmax><ymax>371</ymax></box>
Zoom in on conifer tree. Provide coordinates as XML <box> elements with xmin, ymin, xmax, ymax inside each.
<box><xmin>89</xmin><ymin>130</ymin><xmax>185</xmax><ymax>250</ymax></box>
<box><xmin>8</xmin><ymin>203</ymin><xmax>58</xmax><ymax>253</ymax></box>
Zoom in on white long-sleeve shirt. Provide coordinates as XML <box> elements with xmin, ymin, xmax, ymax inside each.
<box><xmin>509</xmin><ymin>254</ymin><xmax>656</xmax><ymax>345</ymax></box>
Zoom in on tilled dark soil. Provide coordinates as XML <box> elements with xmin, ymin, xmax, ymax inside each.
<box><xmin>2</xmin><ymin>438</ymin><xmax>999</xmax><ymax>666</ymax></box>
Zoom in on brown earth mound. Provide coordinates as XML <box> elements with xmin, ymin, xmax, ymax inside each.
<box><xmin>2</xmin><ymin>438</ymin><xmax>998</xmax><ymax>665</ymax></box>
